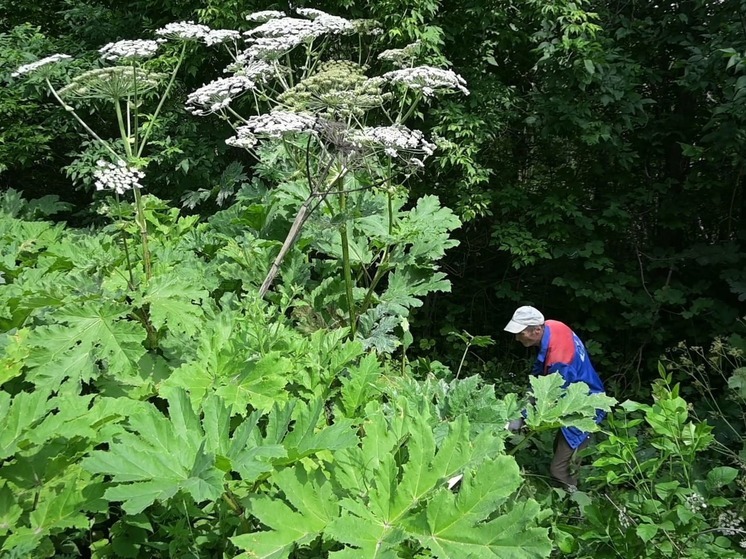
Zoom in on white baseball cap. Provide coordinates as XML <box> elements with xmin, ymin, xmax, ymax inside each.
<box><xmin>504</xmin><ymin>306</ymin><xmax>545</xmax><ymax>334</ymax></box>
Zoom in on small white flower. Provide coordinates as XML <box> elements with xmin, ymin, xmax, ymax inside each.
<box><xmin>203</xmin><ymin>29</ymin><xmax>242</xmax><ymax>46</ymax></box>
<box><xmin>93</xmin><ymin>159</ymin><xmax>145</xmax><ymax>195</ymax></box>
<box><xmin>11</xmin><ymin>54</ymin><xmax>72</xmax><ymax>78</ymax></box>
<box><xmin>155</xmin><ymin>21</ymin><xmax>211</xmax><ymax>41</ymax></box>
<box><xmin>381</xmin><ymin>66</ymin><xmax>469</xmax><ymax>96</ymax></box>
<box><xmin>246</xmin><ymin>10</ymin><xmax>286</xmax><ymax>23</ymax></box>
<box><xmin>186</xmin><ymin>75</ymin><xmax>256</xmax><ymax>116</ymax></box>
<box><xmin>99</xmin><ymin>40</ymin><xmax>159</xmax><ymax>61</ymax></box>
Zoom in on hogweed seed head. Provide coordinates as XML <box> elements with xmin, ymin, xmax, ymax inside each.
<box><xmin>717</xmin><ymin>511</ymin><xmax>745</xmax><ymax>537</ymax></box>
<box><xmin>11</xmin><ymin>54</ymin><xmax>72</xmax><ymax>77</ymax></box>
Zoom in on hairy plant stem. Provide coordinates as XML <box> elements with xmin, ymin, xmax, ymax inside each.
<box><xmin>115</xmin><ymin>99</ymin><xmax>152</xmax><ymax>283</ymax></box>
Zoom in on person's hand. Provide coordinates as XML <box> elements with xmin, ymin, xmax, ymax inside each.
<box><xmin>505</xmin><ymin>418</ymin><xmax>525</xmax><ymax>432</ymax></box>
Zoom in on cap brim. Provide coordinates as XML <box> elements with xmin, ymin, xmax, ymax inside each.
<box><xmin>504</xmin><ymin>320</ymin><xmax>525</xmax><ymax>334</ymax></box>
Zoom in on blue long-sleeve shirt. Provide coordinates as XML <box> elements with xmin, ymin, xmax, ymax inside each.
<box><xmin>532</xmin><ymin>320</ymin><xmax>605</xmax><ymax>448</ymax></box>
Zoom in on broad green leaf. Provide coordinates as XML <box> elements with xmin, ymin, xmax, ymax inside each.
<box><xmin>272</xmin><ymin>399</ymin><xmax>358</xmax><ymax>465</ymax></box>
<box><xmin>525</xmin><ymin>373</ymin><xmax>616</xmax><ymax>433</ymax></box>
<box><xmin>26</xmin><ymin>301</ymin><xmax>147</xmax><ymax>388</ymax></box>
<box><xmin>83</xmin><ymin>389</ymin><xmax>224</xmax><ymax>514</ymax></box>
<box><xmin>0</xmin><ymin>483</ymin><xmax>22</xmax><ymax>537</ymax></box>
<box><xmin>636</xmin><ymin>523</ymin><xmax>658</xmax><ymax>543</ymax></box>
<box><xmin>135</xmin><ymin>272</ymin><xmax>207</xmax><ymax>338</ymax></box>
<box><xmin>340</xmin><ymin>352</ymin><xmax>381</xmax><ymax>417</ymax></box>
<box><xmin>233</xmin><ymin>466</ymin><xmax>338</xmax><ymax>559</ymax></box>
<box><xmin>0</xmin><ymin>390</ymin><xmax>53</xmax><ymax>459</ymax></box>
<box><xmin>706</xmin><ymin>466</ymin><xmax>739</xmax><ymax>490</ymax></box>
<box><xmin>215</xmin><ymin>352</ymin><xmax>291</xmax><ymax>413</ymax></box>
<box><xmin>327</xmin><ymin>411</ymin><xmax>534</xmax><ymax>558</ymax></box>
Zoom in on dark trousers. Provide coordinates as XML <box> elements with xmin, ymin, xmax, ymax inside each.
<box><xmin>550</xmin><ymin>431</ymin><xmax>589</xmax><ymax>488</ymax></box>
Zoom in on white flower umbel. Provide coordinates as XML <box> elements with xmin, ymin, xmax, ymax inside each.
<box><xmin>94</xmin><ymin>160</ymin><xmax>145</xmax><ymax>195</ymax></box>
<box><xmin>241</xmin><ymin>36</ymin><xmax>305</xmax><ymax>61</ymax></box>
<box><xmin>348</xmin><ymin>125</ymin><xmax>436</xmax><ymax>166</ymax></box>
<box><xmin>225</xmin><ymin>58</ymin><xmax>277</xmax><ymax>83</ymax></box>
<box><xmin>246</xmin><ymin>10</ymin><xmax>286</xmax><ymax>23</ymax></box>
<box><xmin>155</xmin><ymin>21</ymin><xmax>211</xmax><ymax>41</ymax></box>
<box><xmin>99</xmin><ymin>40</ymin><xmax>159</xmax><ymax>61</ymax></box>
<box><xmin>225</xmin><ymin>128</ymin><xmax>258</xmax><ymax>150</ymax></box>
<box><xmin>295</xmin><ymin>7</ymin><xmax>355</xmax><ymax>34</ymax></box>
<box><xmin>381</xmin><ymin>66</ymin><xmax>470</xmax><ymax>96</ymax></box>
<box><xmin>226</xmin><ymin>110</ymin><xmax>317</xmax><ymax>149</ymax></box>
<box><xmin>186</xmin><ymin>75</ymin><xmax>256</xmax><ymax>116</ymax></box>
<box><xmin>245</xmin><ymin>11</ymin><xmax>354</xmax><ymax>41</ymax></box>
<box><xmin>203</xmin><ymin>29</ymin><xmax>242</xmax><ymax>46</ymax></box>
<box><xmin>378</xmin><ymin>41</ymin><xmax>421</xmax><ymax>67</ymax></box>
<box><xmin>11</xmin><ymin>54</ymin><xmax>72</xmax><ymax>77</ymax></box>
<box><xmin>246</xmin><ymin>111</ymin><xmax>317</xmax><ymax>137</ymax></box>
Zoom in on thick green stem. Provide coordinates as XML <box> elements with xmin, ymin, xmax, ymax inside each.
<box><xmin>114</xmin><ymin>99</ymin><xmax>133</xmax><ymax>159</ymax></box>
<box><xmin>339</xmin><ymin>190</ymin><xmax>356</xmax><ymax>339</ymax></box>
<box><xmin>132</xmin><ymin>187</ymin><xmax>152</xmax><ymax>281</ymax></box>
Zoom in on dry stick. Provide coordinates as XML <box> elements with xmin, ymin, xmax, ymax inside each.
<box><xmin>258</xmin><ymin>195</ymin><xmax>316</xmax><ymax>298</ymax></box>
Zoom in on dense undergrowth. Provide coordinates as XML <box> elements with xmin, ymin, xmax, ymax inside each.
<box><xmin>1</xmin><ymin>6</ymin><xmax>745</xmax><ymax>558</ymax></box>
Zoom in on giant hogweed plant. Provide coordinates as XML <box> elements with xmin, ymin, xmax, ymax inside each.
<box><xmin>12</xmin><ymin>9</ymin><xmax>466</xmax><ymax>352</ymax></box>
<box><xmin>180</xmin><ymin>9</ymin><xmax>467</xmax><ymax>344</ymax></box>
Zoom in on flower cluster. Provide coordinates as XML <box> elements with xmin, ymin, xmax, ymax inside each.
<box><xmin>186</xmin><ymin>75</ymin><xmax>256</xmax><ymax>115</ymax></box>
<box><xmin>685</xmin><ymin>492</ymin><xmax>707</xmax><ymax>513</ymax></box>
<box><xmin>225</xmin><ymin>128</ymin><xmax>258</xmax><ymax>150</ymax></box>
<box><xmin>717</xmin><ymin>511</ymin><xmax>745</xmax><ymax>537</ymax></box>
<box><xmin>225</xmin><ymin>59</ymin><xmax>277</xmax><ymax>82</ymax></box>
<box><xmin>99</xmin><ymin>40</ymin><xmax>159</xmax><ymax>61</ymax></box>
<box><xmin>381</xmin><ymin>66</ymin><xmax>470</xmax><ymax>97</ymax></box>
<box><xmin>11</xmin><ymin>54</ymin><xmax>71</xmax><ymax>78</ymax></box>
<box><xmin>93</xmin><ymin>160</ymin><xmax>145</xmax><ymax>195</ymax></box>
<box><xmin>348</xmin><ymin>125</ymin><xmax>436</xmax><ymax>167</ymax></box>
<box><xmin>155</xmin><ymin>21</ymin><xmax>211</xmax><ymax>41</ymax></box>
<box><xmin>241</xmin><ymin>36</ymin><xmax>306</xmax><ymax>61</ymax></box>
